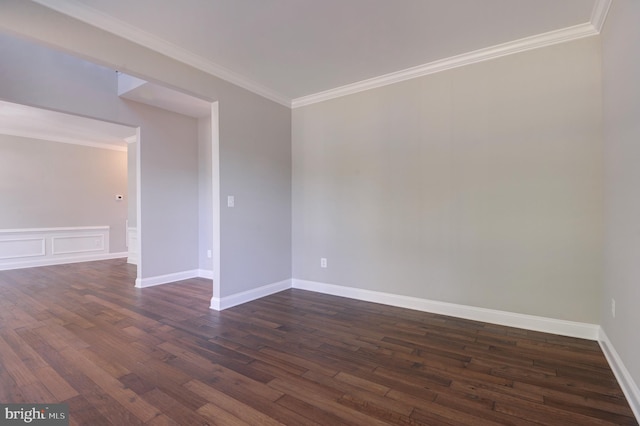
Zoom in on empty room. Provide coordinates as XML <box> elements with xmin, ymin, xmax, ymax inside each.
<box><xmin>0</xmin><ymin>0</ymin><xmax>639</xmax><ymax>425</ymax></box>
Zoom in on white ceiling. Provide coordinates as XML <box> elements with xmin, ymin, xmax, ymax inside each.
<box><xmin>33</xmin><ymin>0</ymin><xmax>607</xmax><ymax>106</ymax></box>
<box><xmin>0</xmin><ymin>101</ymin><xmax>136</xmax><ymax>151</ymax></box>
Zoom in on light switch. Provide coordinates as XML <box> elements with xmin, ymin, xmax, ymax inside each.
<box><xmin>227</xmin><ymin>195</ymin><xmax>235</xmax><ymax>207</ymax></box>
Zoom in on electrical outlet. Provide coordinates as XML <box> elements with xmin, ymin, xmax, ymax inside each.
<box><xmin>611</xmin><ymin>298</ymin><xmax>616</xmax><ymax>318</ymax></box>
<box><xmin>320</xmin><ymin>258</ymin><xmax>327</xmax><ymax>268</ymax></box>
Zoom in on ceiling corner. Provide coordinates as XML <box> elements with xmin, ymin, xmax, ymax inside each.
<box><xmin>31</xmin><ymin>0</ymin><xmax>292</xmax><ymax>108</ymax></box>
<box><xmin>591</xmin><ymin>0</ymin><xmax>613</xmax><ymax>33</ymax></box>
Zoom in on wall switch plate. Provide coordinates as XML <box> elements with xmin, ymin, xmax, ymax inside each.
<box><xmin>227</xmin><ymin>195</ymin><xmax>235</xmax><ymax>207</ymax></box>
<box><xmin>207</xmin><ymin>250</ymin><xmax>212</xmax><ymax>259</ymax></box>
<box><xmin>320</xmin><ymin>258</ymin><xmax>327</xmax><ymax>268</ymax></box>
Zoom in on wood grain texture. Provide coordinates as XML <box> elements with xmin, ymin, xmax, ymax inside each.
<box><xmin>0</xmin><ymin>259</ymin><xmax>636</xmax><ymax>425</ymax></box>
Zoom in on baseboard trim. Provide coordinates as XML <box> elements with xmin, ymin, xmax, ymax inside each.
<box><xmin>135</xmin><ymin>269</ymin><xmax>200</xmax><ymax>288</ymax></box>
<box><xmin>0</xmin><ymin>252</ymin><xmax>127</xmax><ymax>271</ymax></box>
<box><xmin>210</xmin><ymin>279</ymin><xmax>291</xmax><ymax>311</ymax></box>
<box><xmin>599</xmin><ymin>328</ymin><xmax>640</xmax><ymax>421</ymax></box>
<box><xmin>292</xmin><ymin>279</ymin><xmax>600</xmax><ymax>340</ymax></box>
<box><xmin>198</xmin><ymin>269</ymin><xmax>213</xmax><ymax>280</ymax></box>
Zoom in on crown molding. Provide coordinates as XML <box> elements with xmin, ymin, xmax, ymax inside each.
<box><xmin>591</xmin><ymin>0</ymin><xmax>612</xmax><ymax>32</ymax></box>
<box><xmin>0</xmin><ymin>129</ymin><xmax>127</xmax><ymax>152</ymax></box>
<box><xmin>31</xmin><ymin>0</ymin><xmax>292</xmax><ymax>107</ymax></box>
<box><xmin>292</xmin><ymin>22</ymin><xmax>599</xmax><ymax>108</ymax></box>
<box><xmin>33</xmin><ymin>0</ymin><xmax>611</xmax><ymax>110</ymax></box>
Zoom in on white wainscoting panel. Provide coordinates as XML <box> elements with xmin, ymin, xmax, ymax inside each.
<box><xmin>52</xmin><ymin>234</ymin><xmax>105</xmax><ymax>255</ymax></box>
<box><xmin>0</xmin><ymin>238</ymin><xmax>46</xmax><ymax>260</ymax></box>
<box><xmin>127</xmin><ymin>227</ymin><xmax>137</xmax><ymax>265</ymax></box>
<box><xmin>0</xmin><ymin>226</ymin><xmax>125</xmax><ymax>270</ymax></box>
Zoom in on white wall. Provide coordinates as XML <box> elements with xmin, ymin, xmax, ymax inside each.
<box><xmin>0</xmin><ymin>134</ymin><xmax>128</xmax><ymax>252</ymax></box>
<box><xmin>0</xmin><ymin>0</ymin><xmax>292</xmax><ymax>295</ymax></box>
<box><xmin>293</xmin><ymin>37</ymin><xmax>603</xmax><ymax>323</ymax></box>
<box><xmin>601</xmin><ymin>0</ymin><xmax>640</xmax><ymax>406</ymax></box>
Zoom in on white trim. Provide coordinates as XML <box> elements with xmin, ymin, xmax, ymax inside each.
<box><xmin>31</xmin><ymin>0</ymin><xmax>610</xmax><ymax>110</ymax></box>
<box><xmin>135</xmin><ymin>127</ymin><xmax>142</xmax><ymax>285</ymax></box>
<box><xmin>0</xmin><ymin>226</ymin><xmax>109</xmax><ymax>234</ymax></box>
<box><xmin>0</xmin><ymin>226</ymin><xmax>112</xmax><ymax>271</ymax></box>
<box><xmin>0</xmin><ymin>128</ymin><xmax>127</xmax><ymax>151</ymax></box>
<box><xmin>198</xmin><ymin>269</ymin><xmax>213</xmax><ymax>280</ymax></box>
<box><xmin>0</xmin><ymin>252</ymin><xmax>126</xmax><ymax>271</ymax></box>
<box><xmin>599</xmin><ymin>329</ymin><xmax>640</xmax><ymax>421</ymax></box>
<box><xmin>591</xmin><ymin>0</ymin><xmax>613</xmax><ymax>33</ymax></box>
<box><xmin>124</xmin><ymin>135</ymin><xmax>137</xmax><ymax>144</ymax></box>
<box><xmin>0</xmin><ymin>238</ymin><xmax>46</xmax><ymax>260</ymax></box>
<box><xmin>292</xmin><ymin>23</ymin><xmax>598</xmax><ymax>108</ymax></box>
<box><xmin>51</xmin><ymin>234</ymin><xmax>104</xmax><ymax>255</ymax></box>
<box><xmin>31</xmin><ymin>0</ymin><xmax>291</xmax><ymax>108</ymax></box>
<box><xmin>134</xmin><ymin>269</ymin><xmax>199</xmax><ymax>288</ymax></box>
<box><xmin>127</xmin><ymin>253</ymin><xmax>137</xmax><ymax>265</ymax></box>
<box><xmin>210</xmin><ymin>279</ymin><xmax>291</xmax><ymax>311</ymax></box>
<box><xmin>210</xmin><ymin>102</ymin><xmax>221</xmax><ymax>300</ymax></box>
<box><xmin>292</xmin><ymin>279</ymin><xmax>600</xmax><ymax>340</ymax></box>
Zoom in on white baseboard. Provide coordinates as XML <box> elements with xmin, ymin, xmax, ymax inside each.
<box><xmin>210</xmin><ymin>279</ymin><xmax>291</xmax><ymax>311</ymax></box>
<box><xmin>135</xmin><ymin>269</ymin><xmax>200</xmax><ymax>288</ymax></box>
<box><xmin>198</xmin><ymin>269</ymin><xmax>213</xmax><ymax>279</ymax></box>
<box><xmin>0</xmin><ymin>252</ymin><xmax>127</xmax><ymax>271</ymax></box>
<box><xmin>599</xmin><ymin>328</ymin><xmax>640</xmax><ymax>421</ymax></box>
<box><xmin>292</xmin><ymin>279</ymin><xmax>600</xmax><ymax>340</ymax></box>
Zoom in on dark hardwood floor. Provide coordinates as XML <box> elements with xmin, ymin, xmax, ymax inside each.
<box><xmin>0</xmin><ymin>259</ymin><xmax>636</xmax><ymax>425</ymax></box>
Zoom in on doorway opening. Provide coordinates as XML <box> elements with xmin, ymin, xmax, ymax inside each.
<box><xmin>0</xmin><ymin>100</ymin><xmax>139</xmax><ymax>278</ymax></box>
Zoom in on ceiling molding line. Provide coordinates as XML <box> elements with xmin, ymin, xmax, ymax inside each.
<box><xmin>591</xmin><ymin>0</ymin><xmax>612</xmax><ymax>33</ymax></box>
<box><xmin>31</xmin><ymin>0</ymin><xmax>292</xmax><ymax>108</ymax></box>
<box><xmin>0</xmin><ymin>129</ymin><xmax>128</xmax><ymax>152</ymax></box>
<box><xmin>292</xmin><ymin>23</ymin><xmax>598</xmax><ymax>108</ymax></box>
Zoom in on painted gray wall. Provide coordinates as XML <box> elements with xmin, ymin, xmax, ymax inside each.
<box><xmin>133</xmin><ymin>104</ymin><xmax>200</xmax><ymax>277</ymax></box>
<box><xmin>0</xmin><ymin>31</ymin><xmax>200</xmax><ymax>279</ymax></box>
<box><xmin>601</xmin><ymin>0</ymin><xmax>640</xmax><ymax>395</ymax></box>
<box><xmin>0</xmin><ymin>0</ymin><xmax>292</xmax><ymax>295</ymax></box>
<box><xmin>198</xmin><ymin>116</ymin><xmax>213</xmax><ymax>272</ymax></box>
<box><xmin>0</xmin><ymin>134</ymin><xmax>127</xmax><ymax>252</ymax></box>
<box><xmin>127</xmin><ymin>141</ymin><xmax>137</xmax><ymax>228</ymax></box>
<box><xmin>219</xmin><ymin>92</ymin><xmax>291</xmax><ymax>295</ymax></box>
<box><xmin>293</xmin><ymin>37</ymin><xmax>603</xmax><ymax>323</ymax></box>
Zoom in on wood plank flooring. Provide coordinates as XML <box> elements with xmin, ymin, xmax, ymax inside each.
<box><xmin>0</xmin><ymin>259</ymin><xmax>636</xmax><ymax>425</ymax></box>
